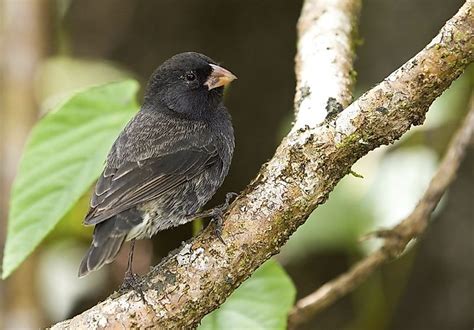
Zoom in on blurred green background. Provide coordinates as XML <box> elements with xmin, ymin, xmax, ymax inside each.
<box><xmin>0</xmin><ymin>0</ymin><xmax>472</xmax><ymax>329</ymax></box>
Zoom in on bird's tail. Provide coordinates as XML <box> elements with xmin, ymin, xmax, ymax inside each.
<box><xmin>78</xmin><ymin>207</ymin><xmax>144</xmax><ymax>277</ymax></box>
<box><xmin>78</xmin><ymin>218</ymin><xmax>127</xmax><ymax>278</ymax></box>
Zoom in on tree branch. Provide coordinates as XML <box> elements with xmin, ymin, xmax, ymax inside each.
<box><xmin>52</xmin><ymin>0</ymin><xmax>473</xmax><ymax>328</ymax></box>
<box><xmin>288</xmin><ymin>95</ymin><xmax>474</xmax><ymax>328</ymax></box>
<box><xmin>293</xmin><ymin>0</ymin><xmax>361</xmax><ymax>129</ymax></box>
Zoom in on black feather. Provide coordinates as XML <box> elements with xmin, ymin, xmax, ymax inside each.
<box><xmin>79</xmin><ymin>208</ymin><xmax>142</xmax><ymax>277</ymax></box>
<box><xmin>85</xmin><ymin>147</ymin><xmax>220</xmax><ymax>225</ymax></box>
<box><xmin>79</xmin><ymin>52</ymin><xmax>235</xmax><ymax>277</ymax></box>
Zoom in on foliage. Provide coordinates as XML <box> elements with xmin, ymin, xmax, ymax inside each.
<box><xmin>199</xmin><ymin>260</ymin><xmax>296</xmax><ymax>330</ymax></box>
<box><xmin>2</xmin><ymin>81</ymin><xmax>139</xmax><ymax>279</ymax></box>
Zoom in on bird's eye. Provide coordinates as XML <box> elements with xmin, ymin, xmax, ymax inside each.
<box><xmin>185</xmin><ymin>73</ymin><xmax>196</xmax><ymax>81</ymax></box>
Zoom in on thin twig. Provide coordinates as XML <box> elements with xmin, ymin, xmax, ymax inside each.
<box><xmin>288</xmin><ymin>97</ymin><xmax>474</xmax><ymax>328</ymax></box>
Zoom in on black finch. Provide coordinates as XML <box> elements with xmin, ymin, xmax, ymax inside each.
<box><xmin>79</xmin><ymin>52</ymin><xmax>237</xmax><ymax>278</ymax></box>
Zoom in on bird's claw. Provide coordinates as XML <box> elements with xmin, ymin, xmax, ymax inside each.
<box><xmin>210</xmin><ymin>192</ymin><xmax>238</xmax><ymax>244</ymax></box>
<box><xmin>211</xmin><ymin>213</ymin><xmax>226</xmax><ymax>245</ymax></box>
<box><xmin>121</xmin><ymin>272</ymin><xmax>147</xmax><ymax>304</ymax></box>
<box><xmin>225</xmin><ymin>192</ymin><xmax>238</xmax><ymax>203</ymax></box>
<box><xmin>188</xmin><ymin>192</ymin><xmax>238</xmax><ymax>244</ymax></box>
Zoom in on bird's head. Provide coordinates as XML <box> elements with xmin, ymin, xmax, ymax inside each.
<box><xmin>143</xmin><ymin>52</ymin><xmax>237</xmax><ymax>119</ymax></box>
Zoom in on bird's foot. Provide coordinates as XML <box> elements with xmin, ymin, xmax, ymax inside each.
<box><xmin>215</xmin><ymin>192</ymin><xmax>238</xmax><ymax>215</ymax></box>
<box><xmin>189</xmin><ymin>192</ymin><xmax>238</xmax><ymax>244</ymax></box>
<box><xmin>211</xmin><ymin>212</ymin><xmax>226</xmax><ymax>244</ymax></box>
<box><xmin>209</xmin><ymin>192</ymin><xmax>238</xmax><ymax>244</ymax></box>
<box><xmin>121</xmin><ymin>271</ymin><xmax>147</xmax><ymax>304</ymax></box>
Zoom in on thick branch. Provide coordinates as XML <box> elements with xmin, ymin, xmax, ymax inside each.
<box><xmin>288</xmin><ymin>96</ymin><xmax>474</xmax><ymax>328</ymax></box>
<box><xmin>293</xmin><ymin>0</ymin><xmax>361</xmax><ymax>129</ymax></box>
<box><xmin>53</xmin><ymin>1</ymin><xmax>473</xmax><ymax>328</ymax></box>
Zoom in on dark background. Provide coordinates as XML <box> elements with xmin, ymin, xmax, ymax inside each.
<box><xmin>0</xmin><ymin>0</ymin><xmax>471</xmax><ymax>328</ymax></box>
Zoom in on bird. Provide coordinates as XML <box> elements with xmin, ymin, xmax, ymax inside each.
<box><xmin>78</xmin><ymin>52</ymin><xmax>237</xmax><ymax>284</ymax></box>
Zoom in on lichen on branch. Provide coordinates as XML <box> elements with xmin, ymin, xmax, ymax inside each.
<box><xmin>52</xmin><ymin>0</ymin><xmax>473</xmax><ymax>329</ymax></box>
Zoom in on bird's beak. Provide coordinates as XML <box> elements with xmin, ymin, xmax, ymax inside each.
<box><xmin>205</xmin><ymin>64</ymin><xmax>237</xmax><ymax>90</ymax></box>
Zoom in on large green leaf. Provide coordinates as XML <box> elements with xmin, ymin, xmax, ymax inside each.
<box><xmin>199</xmin><ymin>260</ymin><xmax>296</xmax><ymax>330</ymax></box>
<box><xmin>2</xmin><ymin>80</ymin><xmax>139</xmax><ymax>279</ymax></box>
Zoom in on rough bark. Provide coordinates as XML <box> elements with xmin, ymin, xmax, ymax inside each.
<box><xmin>293</xmin><ymin>0</ymin><xmax>361</xmax><ymax>130</ymax></box>
<box><xmin>288</xmin><ymin>95</ymin><xmax>474</xmax><ymax>328</ymax></box>
<box><xmin>52</xmin><ymin>0</ymin><xmax>473</xmax><ymax>328</ymax></box>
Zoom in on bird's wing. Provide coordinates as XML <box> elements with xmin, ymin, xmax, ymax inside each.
<box><xmin>83</xmin><ymin>145</ymin><xmax>220</xmax><ymax>225</ymax></box>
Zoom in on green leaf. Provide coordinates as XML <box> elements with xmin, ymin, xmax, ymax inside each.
<box><xmin>199</xmin><ymin>260</ymin><xmax>296</xmax><ymax>330</ymax></box>
<box><xmin>2</xmin><ymin>80</ymin><xmax>139</xmax><ymax>279</ymax></box>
